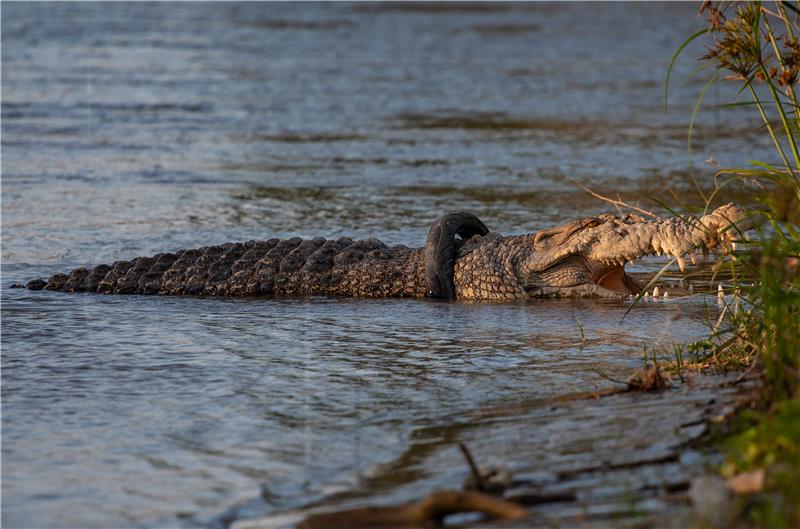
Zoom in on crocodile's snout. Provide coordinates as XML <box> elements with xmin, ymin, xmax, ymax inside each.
<box><xmin>510</xmin><ymin>202</ymin><xmax>756</xmax><ymax>299</ymax></box>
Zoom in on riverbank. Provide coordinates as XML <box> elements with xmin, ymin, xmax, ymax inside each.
<box><xmin>225</xmin><ymin>368</ymin><xmax>758</xmax><ymax>529</ymax></box>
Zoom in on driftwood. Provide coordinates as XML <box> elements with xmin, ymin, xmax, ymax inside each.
<box><xmin>298</xmin><ymin>490</ymin><xmax>528</xmax><ymax>529</ymax></box>
<box><xmin>298</xmin><ymin>443</ymin><xmax>527</xmax><ymax>529</ymax></box>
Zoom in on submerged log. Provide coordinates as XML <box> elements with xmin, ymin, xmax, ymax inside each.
<box><xmin>298</xmin><ymin>490</ymin><xmax>528</xmax><ymax>529</ymax></box>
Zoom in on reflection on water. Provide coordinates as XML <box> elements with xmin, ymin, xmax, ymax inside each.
<box><xmin>2</xmin><ymin>2</ymin><xmax>759</xmax><ymax>528</ymax></box>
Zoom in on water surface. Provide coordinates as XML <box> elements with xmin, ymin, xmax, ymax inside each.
<box><xmin>2</xmin><ymin>3</ymin><xmax>765</xmax><ymax>528</ymax></box>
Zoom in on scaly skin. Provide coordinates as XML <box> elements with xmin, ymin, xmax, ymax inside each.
<box><xmin>24</xmin><ymin>203</ymin><xmax>754</xmax><ymax>300</ymax></box>
<box><xmin>27</xmin><ymin>237</ymin><xmax>428</xmax><ymax>298</ymax></box>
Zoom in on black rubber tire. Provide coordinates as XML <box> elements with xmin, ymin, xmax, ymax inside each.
<box><xmin>424</xmin><ymin>212</ymin><xmax>489</xmax><ymax>299</ymax></box>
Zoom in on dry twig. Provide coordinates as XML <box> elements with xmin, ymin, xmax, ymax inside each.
<box><xmin>573</xmin><ymin>180</ymin><xmax>658</xmax><ymax>218</ymax></box>
<box><xmin>458</xmin><ymin>443</ymin><xmax>486</xmax><ymax>492</ymax></box>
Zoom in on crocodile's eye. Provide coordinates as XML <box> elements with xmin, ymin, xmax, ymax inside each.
<box><xmin>583</xmin><ymin>218</ymin><xmax>602</xmax><ymax>229</ymax></box>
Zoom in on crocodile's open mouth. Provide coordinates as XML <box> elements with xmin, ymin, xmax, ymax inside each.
<box><xmin>530</xmin><ymin>255</ymin><xmax>647</xmax><ymax>298</ymax></box>
<box><xmin>595</xmin><ymin>266</ymin><xmax>642</xmax><ymax>295</ymax></box>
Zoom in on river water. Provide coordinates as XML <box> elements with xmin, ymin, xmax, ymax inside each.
<box><xmin>2</xmin><ymin>3</ymin><xmax>768</xmax><ymax>528</ymax></box>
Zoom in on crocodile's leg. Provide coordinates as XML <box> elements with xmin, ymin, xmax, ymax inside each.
<box><xmin>424</xmin><ymin>211</ymin><xmax>489</xmax><ymax>299</ymax></box>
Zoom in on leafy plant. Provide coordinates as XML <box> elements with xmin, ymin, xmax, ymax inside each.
<box><xmin>669</xmin><ymin>2</ymin><xmax>800</xmax><ymax>527</ymax></box>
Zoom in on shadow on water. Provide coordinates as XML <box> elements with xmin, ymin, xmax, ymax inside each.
<box><xmin>248</xmin><ymin>19</ymin><xmax>355</xmax><ymax>31</ymax></box>
<box><xmin>461</xmin><ymin>23</ymin><xmax>542</xmax><ymax>36</ymax></box>
<box><xmin>351</xmin><ymin>2</ymin><xmax>513</xmax><ymax>14</ymax></box>
<box><xmin>392</xmin><ymin>111</ymin><xmax>762</xmax><ymax>145</ymax></box>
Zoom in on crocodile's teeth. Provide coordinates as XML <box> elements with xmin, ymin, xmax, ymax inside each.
<box><xmin>690</xmin><ymin>253</ymin><xmax>697</xmax><ymax>266</ymax></box>
<box><xmin>721</xmin><ymin>237</ymin><xmax>730</xmax><ymax>255</ymax></box>
<box><xmin>676</xmin><ymin>255</ymin><xmax>686</xmax><ymax>272</ymax></box>
<box><xmin>731</xmin><ymin>241</ymin><xmax>737</xmax><ymax>251</ymax></box>
<box><xmin>653</xmin><ymin>286</ymin><xmax>660</xmax><ymax>297</ymax></box>
<box><xmin>717</xmin><ymin>283</ymin><xmax>724</xmax><ymax>299</ymax></box>
<box><xmin>663</xmin><ymin>291</ymin><xmax>669</xmax><ymax>299</ymax></box>
<box><xmin>678</xmin><ymin>278</ymin><xmax>685</xmax><ymax>289</ymax></box>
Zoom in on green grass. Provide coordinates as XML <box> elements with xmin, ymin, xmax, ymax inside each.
<box><xmin>723</xmin><ymin>399</ymin><xmax>800</xmax><ymax>529</ymax></box>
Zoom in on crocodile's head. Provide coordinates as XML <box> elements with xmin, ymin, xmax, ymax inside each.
<box><xmin>518</xmin><ymin>203</ymin><xmax>755</xmax><ymax>297</ymax></box>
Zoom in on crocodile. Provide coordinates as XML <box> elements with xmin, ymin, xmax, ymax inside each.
<box><xmin>22</xmin><ymin>203</ymin><xmax>753</xmax><ymax>300</ymax></box>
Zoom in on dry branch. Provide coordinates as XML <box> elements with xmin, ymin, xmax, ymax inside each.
<box><xmin>298</xmin><ymin>490</ymin><xmax>528</xmax><ymax>529</ymax></box>
<box><xmin>459</xmin><ymin>443</ymin><xmax>487</xmax><ymax>492</ymax></box>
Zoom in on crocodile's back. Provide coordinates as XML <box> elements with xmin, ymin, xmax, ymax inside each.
<box><xmin>30</xmin><ymin>237</ymin><xmax>427</xmax><ymax>298</ymax></box>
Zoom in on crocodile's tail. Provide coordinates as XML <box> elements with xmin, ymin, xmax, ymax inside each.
<box><xmin>24</xmin><ymin>212</ymin><xmax>492</xmax><ymax>299</ymax></box>
<box><xmin>23</xmin><ymin>236</ymin><xmax>426</xmax><ymax>298</ymax></box>
<box><xmin>24</xmin><ymin>239</ymin><xmax>334</xmax><ymax>296</ymax></box>
<box><xmin>27</xmin><ymin>242</ymin><xmax>242</xmax><ymax>295</ymax></box>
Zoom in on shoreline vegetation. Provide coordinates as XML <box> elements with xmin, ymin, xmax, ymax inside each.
<box><xmin>665</xmin><ymin>2</ymin><xmax>799</xmax><ymax>527</ymax></box>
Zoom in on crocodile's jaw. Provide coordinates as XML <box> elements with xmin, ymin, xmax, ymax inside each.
<box><xmin>519</xmin><ymin>203</ymin><xmax>755</xmax><ymax>299</ymax></box>
<box><xmin>523</xmin><ymin>255</ymin><xmax>642</xmax><ymax>298</ymax></box>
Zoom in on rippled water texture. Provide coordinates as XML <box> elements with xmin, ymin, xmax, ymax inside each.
<box><xmin>2</xmin><ymin>3</ymin><xmax>768</xmax><ymax>528</ymax></box>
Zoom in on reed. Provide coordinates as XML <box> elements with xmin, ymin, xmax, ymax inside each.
<box><xmin>669</xmin><ymin>2</ymin><xmax>800</xmax><ymax>526</ymax></box>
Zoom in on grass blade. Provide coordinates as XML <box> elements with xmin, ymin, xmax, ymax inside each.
<box><xmin>688</xmin><ymin>74</ymin><xmax>719</xmax><ymax>192</ymax></box>
<box><xmin>665</xmin><ymin>28</ymin><xmax>709</xmax><ymax>113</ymax></box>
